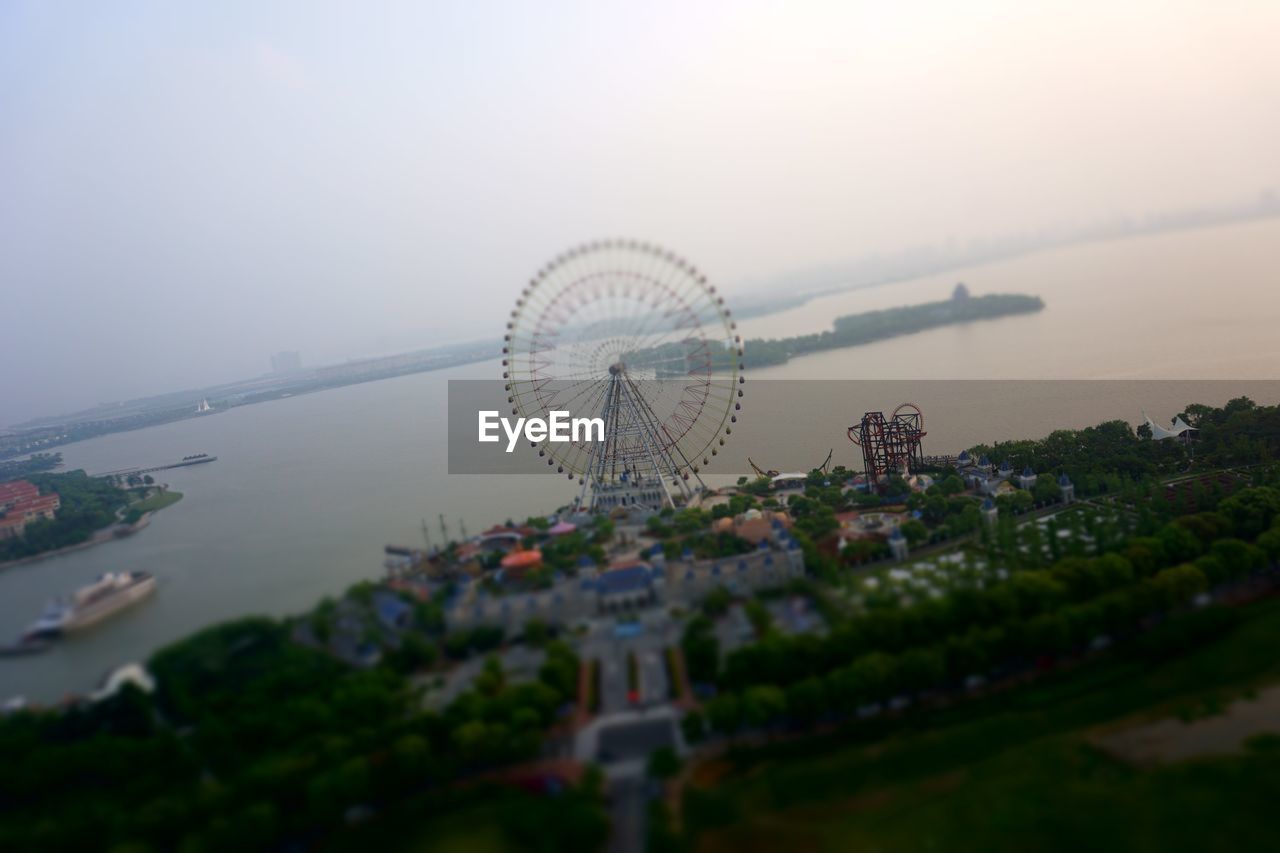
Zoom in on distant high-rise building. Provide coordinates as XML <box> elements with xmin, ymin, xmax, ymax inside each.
<box><xmin>271</xmin><ymin>351</ymin><xmax>302</xmax><ymax>374</ymax></box>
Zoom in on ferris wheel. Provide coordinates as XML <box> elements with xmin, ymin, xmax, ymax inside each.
<box><xmin>503</xmin><ymin>240</ymin><xmax>743</xmax><ymax>507</ymax></box>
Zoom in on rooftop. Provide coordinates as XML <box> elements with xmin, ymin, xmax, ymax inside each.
<box><xmin>595</xmin><ymin>564</ymin><xmax>655</xmax><ymax>595</ymax></box>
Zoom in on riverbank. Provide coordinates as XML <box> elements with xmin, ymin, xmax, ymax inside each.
<box><xmin>123</xmin><ymin>489</ymin><xmax>183</xmax><ymax>521</ymax></box>
<box><xmin>0</xmin><ymin>525</ymin><xmax>124</xmax><ymax>570</ymax></box>
<box><xmin>0</xmin><ymin>490</ymin><xmax>182</xmax><ymax>570</ymax></box>
<box><xmin>3</xmin><ymin>217</ymin><xmax>1279</xmax><ymax>706</ymax></box>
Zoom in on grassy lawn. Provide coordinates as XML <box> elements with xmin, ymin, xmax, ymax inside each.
<box><xmin>684</xmin><ymin>596</ymin><xmax>1280</xmax><ymax>852</ymax></box>
<box><xmin>129</xmin><ymin>489</ymin><xmax>184</xmax><ymax>514</ymax></box>
<box><xmin>325</xmin><ymin>782</ymin><xmax>608</xmax><ymax>853</ymax></box>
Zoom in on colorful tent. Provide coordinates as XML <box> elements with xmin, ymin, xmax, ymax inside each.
<box><xmin>500</xmin><ymin>549</ymin><xmax>543</xmax><ymax>569</ymax></box>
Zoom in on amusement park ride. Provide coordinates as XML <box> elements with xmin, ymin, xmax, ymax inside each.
<box><xmin>749</xmin><ymin>449</ymin><xmax>832</xmax><ymax>480</ymax></box>
<box><xmin>501</xmin><ymin>243</ymin><xmax>937</xmax><ymax>505</ymax></box>
<box><xmin>502</xmin><ymin>240</ymin><xmax>743</xmax><ymax>511</ymax></box>
<box><xmin>750</xmin><ymin>402</ymin><xmax>940</xmax><ymax>491</ymax></box>
<box><xmin>848</xmin><ymin>403</ymin><xmax>928</xmax><ymax>487</ymax></box>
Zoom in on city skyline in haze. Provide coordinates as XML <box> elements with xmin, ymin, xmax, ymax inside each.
<box><xmin>3</xmin><ymin>1</ymin><xmax>1278</xmax><ymax>422</ymax></box>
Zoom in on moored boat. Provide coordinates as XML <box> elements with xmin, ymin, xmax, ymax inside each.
<box><xmin>26</xmin><ymin>572</ymin><xmax>156</xmax><ymax>638</ymax></box>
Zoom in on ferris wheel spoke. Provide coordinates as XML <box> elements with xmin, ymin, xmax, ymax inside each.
<box><xmin>553</xmin><ymin>376</ymin><xmax>613</xmax><ymax>422</ymax></box>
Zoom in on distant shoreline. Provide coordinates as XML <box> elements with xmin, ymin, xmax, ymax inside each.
<box><xmin>5</xmin><ymin>212</ymin><xmax>1278</xmax><ymax>458</ymax></box>
<box><xmin>740</xmin><ymin>292</ymin><xmax>1044</xmax><ymax>369</ymax></box>
<box><xmin>1</xmin><ymin>293</ymin><xmax>1048</xmax><ymax>459</ymax></box>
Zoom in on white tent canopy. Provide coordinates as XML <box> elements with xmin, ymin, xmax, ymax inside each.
<box><xmin>1142</xmin><ymin>411</ymin><xmax>1196</xmax><ymax>441</ymax></box>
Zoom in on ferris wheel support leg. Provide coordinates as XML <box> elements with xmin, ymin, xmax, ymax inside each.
<box><xmin>621</xmin><ymin>374</ymin><xmax>698</xmax><ymax>506</ymax></box>
<box><xmin>627</xmin><ymin>396</ymin><xmax>678</xmax><ymax>509</ymax></box>
<box><xmin>584</xmin><ymin>379</ymin><xmax>615</xmax><ymax>513</ymax></box>
<box><xmin>611</xmin><ymin>376</ymin><xmax>681</xmax><ymax>508</ymax></box>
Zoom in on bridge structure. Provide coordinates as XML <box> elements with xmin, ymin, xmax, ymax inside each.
<box><xmin>920</xmin><ymin>454</ymin><xmax>960</xmax><ymax>468</ymax></box>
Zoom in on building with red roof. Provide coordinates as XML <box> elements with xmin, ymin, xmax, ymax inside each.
<box><xmin>0</xmin><ymin>515</ymin><xmax>25</xmax><ymax>539</ymax></box>
<box><xmin>0</xmin><ymin>480</ymin><xmax>40</xmax><ymax>510</ymax></box>
<box><xmin>0</xmin><ymin>480</ymin><xmax>61</xmax><ymax>540</ymax></box>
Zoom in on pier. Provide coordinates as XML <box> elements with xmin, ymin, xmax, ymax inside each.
<box><xmin>99</xmin><ymin>455</ymin><xmax>217</xmax><ymax>479</ymax></box>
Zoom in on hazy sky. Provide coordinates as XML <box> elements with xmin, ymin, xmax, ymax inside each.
<box><xmin>2</xmin><ymin>1</ymin><xmax>1277</xmax><ymax>423</ymax></box>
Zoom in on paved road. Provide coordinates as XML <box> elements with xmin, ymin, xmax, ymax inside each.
<box><xmin>607</xmin><ymin>777</ymin><xmax>646</xmax><ymax>853</ymax></box>
<box><xmin>601</xmin><ymin>655</ymin><xmax>628</xmax><ymax>714</ymax></box>
<box><xmin>575</xmin><ymin>706</ymin><xmax>684</xmax><ymax>759</ymax></box>
<box><xmin>638</xmin><ymin>648</ymin><xmax>667</xmax><ymax>704</ymax></box>
<box><xmin>581</xmin><ymin>614</ymin><xmax>683</xmax><ymax>713</ymax></box>
<box><xmin>574</xmin><ymin>708</ymin><xmax>686</xmax><ymax>853</ymax></box>
<box><xmin>714</xmin><ymin>603</ymin><xmax>756</xmax><ymax>657</ymax></box>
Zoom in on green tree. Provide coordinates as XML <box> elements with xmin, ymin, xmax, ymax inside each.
<box><xmin>1149</xmin><ymin>563</ymin><xmax>1208</xmax><ymax>609</ymax></box>
<box><xmin>647</xmin><ymin>746</ymin><xmax>683</xmax><ymax>780</ymax></box>
<box><xmin>1219</xmin><ymin>486</ymin><xmax>1280</xmax><ymax>539</ymax></box>
<box><xmin>706</xmin><ymin>693</ymin><xmax>742</xmax><ymax>735</ymax></box>
<box><xmin>784</xmin><ymin>677</ymin><xmax>826</xmax><ymax>727</ymax></box>
<box><xmin>900</xmin><ymin>519</ymin><xmax>929</xmax><ymax>545</ymax></box>
<box><xmin>1157</xmin><ymin>523</ymin><xmax>1202</xmax><ymax>564</ymax></box>
<box><xmin>386</xmin><ymin>632</ymin><xmax>437</xmax><ymax>673</ymax></box>
<box><xmin>682</xmin><ymin>616</ymin><xmax>720</xmax><ymax>684</ymax></box>
<box><xmin>307</xmin><ymin>757</ymin><xmax>370</xmax><ymax>821</ymax></box>
<box><xmin>681</xmin><ymin>710</ymin><xmax>707</xmax><ymax>743</ymax></box>
<box><xmin>741</xmin><ymin>685</ymin><xmax>787</xmax><ymax>728</ymax></box>
<box><xmin>701</xmin><ymin>585</ymin><xmax>732</xmax><ymax>617</ymax></box>
<box><xmin>474</xmin><ymin>656</ymin><xmax>505</xmax><ymax>697</ymax></box>
<box><xmin>391</xmin><ymin>734</ymin><xmax>432</xmax><ymax>783</ymax></box>
<box><xmin>522</xmin><ymin>618</ymin><xmax>550</xmax><ymax>647</ymax></box>
<box><xmin>1257</xmin><ymin>526</ymin><xmax>1280</xmax><ymax>562</ymax></box>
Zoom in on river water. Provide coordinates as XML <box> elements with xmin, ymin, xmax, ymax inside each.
<box><xmin>2</xmin><ymin>219</ymin><xmax>1278</xmax><ymax>702</ymax></box>
<box><xmin>738</xmin><ymin>218</ymin><xmax>1280</xmax><ymax>380</ymax></box>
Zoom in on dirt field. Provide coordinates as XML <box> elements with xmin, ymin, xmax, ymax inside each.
<box><xmin>1093</xmin><ymin>682</ymin><xmax>1280</xmax><ymax>764</ymax></box>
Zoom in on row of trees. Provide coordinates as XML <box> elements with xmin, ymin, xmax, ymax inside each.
<box><xmin>967</xmin><ymin>418</ymin><xmax>1186</xmax><ymax>497</ymax></box>
<box><xmin>687</xmin><ymin>488</ymin><xmax>1280</xmax><ymax>737</ymax></box>
<box><xmin>648</xmin><ymin>506</ymin><xmax>762</xmax><ymax>560</ymax></box>
<box><xmin>1180</xmin><ymin>397</ymin><xmax>1280</xmax><ymax>466</ymax></box>
<box><xmin>963</xmin><ymin>398</ymin><xmax>1280</xmax><ymax>504</ymax></box>
<box><xmin>0</xmin><ymin>452</ymin><xmax>61</xmax><ymax>480</ymax></box>
<box><xmin>740</xmin><ymin>293</ymin><xmax>1045</xmax><ymax>368</ymax></box>
<box><xmin>0</xmin><ymin>613</ymin><xmax>590</xmax><ymax>850</ymax></box>
<box><xmin>638</xmin><ymin>293</ymin><xmax>1044</xmax><ymax>374</ymax></box>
